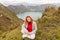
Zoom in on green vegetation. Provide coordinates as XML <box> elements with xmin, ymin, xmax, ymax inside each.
<box><xmin>0</xmin><ymin>3</ymin><xmax>60</xmax><ymax>40</ymax></box>
<box><xmin>0</xmin><ymin>3</ymin><xmax>23</xmax><ymax>31</ymax></box>
<box><xmin>37</xmin><ymin>6</ymin><xmax>60</xmax><ymax>40</ymax></box>
<box><xmin>0</xmin><ymin>3</ymin><xmax>23</xmax><ymax>40</ymax></box>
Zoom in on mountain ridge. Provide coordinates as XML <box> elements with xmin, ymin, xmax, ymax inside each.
<box><xmin>7</xmin><ymin>4</ymin><xmax>57</xmax><ymax>14</ymax></box>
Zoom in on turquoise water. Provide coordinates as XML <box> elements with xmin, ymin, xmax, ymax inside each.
<box><xmin>17</xmin><ymin>11</ymin><xmax>43</xmax><ymax>20</ymax></box>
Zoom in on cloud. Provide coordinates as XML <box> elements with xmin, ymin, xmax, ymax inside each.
<box><xmin>0</xmin><ymin>0</ymin><xmax>60</xmax><ymax>6</ymax></box>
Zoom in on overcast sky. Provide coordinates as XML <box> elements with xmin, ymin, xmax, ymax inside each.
<box><xmin>0</xmin><ymin>0</ymin><xmax>60</xmax><ymax>6</ymax></box>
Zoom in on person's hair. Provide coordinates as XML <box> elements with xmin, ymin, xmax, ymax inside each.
<box><xmin>23</xmin><ymin>16</ymin><xmax>33</xmax><ymax>25</ymax></box>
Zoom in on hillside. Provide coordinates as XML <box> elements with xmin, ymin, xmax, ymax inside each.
<box><xmin>0</xmin><ymin>3</ymin><xmax>23</xmax><ymax>34</ymax></box>
<box><xmin>37</xmin><ymin>6</ymin><xmax>60</xmax><ymax>40</ymax></box>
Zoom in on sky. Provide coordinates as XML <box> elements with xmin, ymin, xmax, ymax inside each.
<box><xmin>0</xmin><ymin>0</ymin><xmax>60</xmax><ymax>6</ymax></box>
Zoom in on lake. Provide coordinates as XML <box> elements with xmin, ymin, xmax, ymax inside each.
<box><xmin>16</xmin><ymin>11</ymin><xmax>43</xmax><ymax>20</ymax></box>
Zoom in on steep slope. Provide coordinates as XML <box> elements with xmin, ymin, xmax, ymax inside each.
<box><xmin>37</xmin><ymin>6</ymin><xmax>60</xmax><ymax>40</ymax></box>
<box><xmin>0</xmin><ymin>3</ymin><xmax>23</xmax><ymax>33</ymax></box>
<box><xmin>0</xmin><ymin>3</ymin><xmax>23</xmax><ymax>40</ymax></box>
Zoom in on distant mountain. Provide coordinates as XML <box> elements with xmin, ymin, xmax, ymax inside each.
<box><xmin>8</xmin><ymin>5</ymin><xmax>42</xmax><ymax>14</ymax></box>
<box><xmin>7</xmin><ymin>3</ymin><xmax>59</xmax><ymax>14</ymax></box>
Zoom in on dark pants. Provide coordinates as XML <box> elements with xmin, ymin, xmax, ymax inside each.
<box><xmin>23</xmin><ymin>38</ymin><xmax>34</xmax><ymax>40</ymax></box>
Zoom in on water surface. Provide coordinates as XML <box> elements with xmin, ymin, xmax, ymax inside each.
<box><xmin>17</xmin><ymin>11</ymin><xmax>43</xmax><ymax>20</ymax></box>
